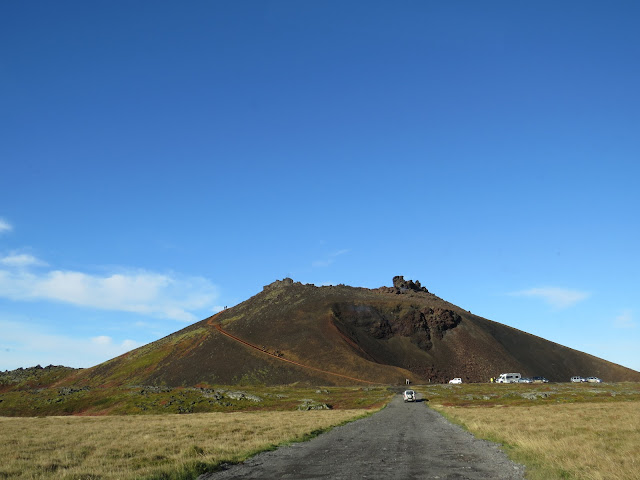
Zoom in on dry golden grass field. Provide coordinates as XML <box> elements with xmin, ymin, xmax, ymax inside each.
<box><xmin>0</xmin><ymin>409</ymin><xmax>369</xmax><ymax>479</ymax></box>
<box><xmin>422</xmin><ymin>383</ymin><xmax>640</xmax><ymax>480</ymax></box>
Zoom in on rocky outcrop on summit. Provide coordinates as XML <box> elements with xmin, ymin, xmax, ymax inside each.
<box><xmin>393</xmin><ymin>275</ymin><xmax>429</xmax><ymax>293</ymax></box>
<box><xmin>376</xmin><ymin>276</ymin><xmax>430</xmax><ymax>294</ymax></box>
<box><xmin>263</xmin><ymin>277</ymin><xmax>300</xmax><ymax>290</ymax></box>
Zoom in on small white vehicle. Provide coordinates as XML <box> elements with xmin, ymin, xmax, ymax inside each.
<box><xmin>403</xmin><ymin>390</ymin><xmax>416</xmax><ymax>402</ymax></box>
<box><xmin>531</xmin><ymin>376</ymin><xmax>549</xmax><ymax>383</ymax></box>
<box><xmin>496</xmin><ymin>373</ymin><xmax>521</xmax><ymax>384</ymax></box>
<box><xmin>586</xmin><ymin>377</ymin><xmax>602</xmax><ymax>383</ymax></box>
<box><xmin>571</xmin><ymin>376</ymin><xmax>586</xmax><ymax>383</ymax></box>
<box><xmin>449</xmin><ymin>378</ymin><xmax>462</xmax><ymax>384</ymax></box>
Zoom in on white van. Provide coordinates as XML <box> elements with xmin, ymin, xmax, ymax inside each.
<box><xmin>496</xmin><ymin>373</ymin><xmax>521</xmax><ymax>384</ymax></box>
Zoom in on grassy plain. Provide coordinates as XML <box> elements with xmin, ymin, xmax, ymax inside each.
<box><xmin>3</xmin><ymin>382</ymin><xmax>639</xmax><ymax>479</ymax></box>
<box><xmin>416</xmin><ymin>382</ymin><xmax>640</xmax><ymax>480</ymax></box>
<box><xmin>0</xmin><ymin>409</ymin><xmax>371</xmax><ymax>479</ymax></box>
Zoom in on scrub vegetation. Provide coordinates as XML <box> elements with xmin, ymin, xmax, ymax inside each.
<box><xmin>0</xmin><ymin>384</ymin><xmax>392</xmax><ymax>416</ymax></box>
<box><xmin>415</xmin><ymin>381</ymin><xmax>640</xmax><ymax>407</ymax></box>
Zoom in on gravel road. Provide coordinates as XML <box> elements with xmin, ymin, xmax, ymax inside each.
<box><xmin>198</xmin><ymin>392</ymin><xmax>525</xmax><ymax>479</ymax></box>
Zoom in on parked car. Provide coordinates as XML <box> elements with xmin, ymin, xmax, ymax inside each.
<box><xmin>531</xmin><ymin>376</ymin><xmax>549</xmax><ymax>383</ymax></box>
<box><xmin>449</xmin><ymin>378</ymin><xmax>462</xmax><ymax>384</ymax></box>
<box><xmin>586</xmin><ymin>377</ymin><xmax>602</xmax><ymax>383</ymax></box>
<box><xmin>496</xmin><ymin>373</ymin><xmax>521</xmax><ymax>383</ymax></box>
<box><xmin>518</xmin><ymin>377</ymin><xmax>532</xmax><ymax>383</ymax></box>
<box><xmin>403</xmin><ymin>390</ymin><xmax>416</xmax><ymax>402</ymax></box>
<box><xmin>570</xmin><ymin>376</ymin><xmax>586</xmax><ymax>383</ymax></box>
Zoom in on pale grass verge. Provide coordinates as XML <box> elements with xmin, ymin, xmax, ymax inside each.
<box><xmin>0</xmin><ymin>409</ymin><xmax>370</xmax><ymax>479</ymax></box>
<box><xmin>432</xmin><ymin>401</ymin><xmax>640</xmax><ymax>480</ymax></box>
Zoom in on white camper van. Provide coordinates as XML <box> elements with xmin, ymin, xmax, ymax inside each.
<box><xmin>496</xmin><ymin>373</ymin><xmax>521</xmax><ymax>384</ymax></box>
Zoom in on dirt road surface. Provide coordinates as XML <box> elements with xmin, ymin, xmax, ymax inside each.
<box><xmin>198</xmin><ymin>393</ymin><xmax>525</xmax><ymax>479</ymax></box>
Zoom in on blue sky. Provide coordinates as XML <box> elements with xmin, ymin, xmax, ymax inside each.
<box><xmin>1</xmin><ymin>1</ymin><xmax>639</xmax><ymax>373</ymax></box>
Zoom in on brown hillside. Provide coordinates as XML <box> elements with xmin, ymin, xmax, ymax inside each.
<box><xmin>72</xmin><ymin>277</ymin><xmax>640</xmax><ymax>387</ymax></box>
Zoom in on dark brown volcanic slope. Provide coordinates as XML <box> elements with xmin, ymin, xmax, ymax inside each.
<box><xmin>73</xmin><ymin>277</ymin><xmax>640</xmax><ymax>387</ymax></box>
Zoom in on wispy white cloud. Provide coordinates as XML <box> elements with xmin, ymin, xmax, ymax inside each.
<box><xmin>91</xmin><ymin>335</ymin><xmax>113</xmax><ymax>345</ymax></box>
<box><xmin>509</xmin><ymin>287</ymin><xmax>590</xmax><ymax>308</ymax></box>
<box><xmin>0</xmin><ymin>319</ymin><xmax>142</xmax><ymax>369</ymax></box>
<box><xmin>91</xmin><ymin>335</ymin><xmax>140</xmax><ymax>351</ymax></box>
<box><xmin>0</xmin><ymin>218</ymin><xmax>12</xmax><ymax>235</ymax></box>
<box><xmin>0</xmin><ymin>267</ymin><xmax>219</xmax><ymax>322</ymax></box>
<box><xmin>0</xmin><ymin>253</ymin><xmax>48</xmax><ymax>268</ymax></box>
<box><xmin>0</xmin><ymin>220</ymin><xmax>219</xmax><ymax>323</ymax></box>
<box><xmin>312</xmin><ymin>249</ymin><xmax>349</xmax><ymax>268</ymax></box>
<box><xmin>613</xmin><ymin>310</ymin><xmax>635</xmax><ymax>329</ymax></box>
